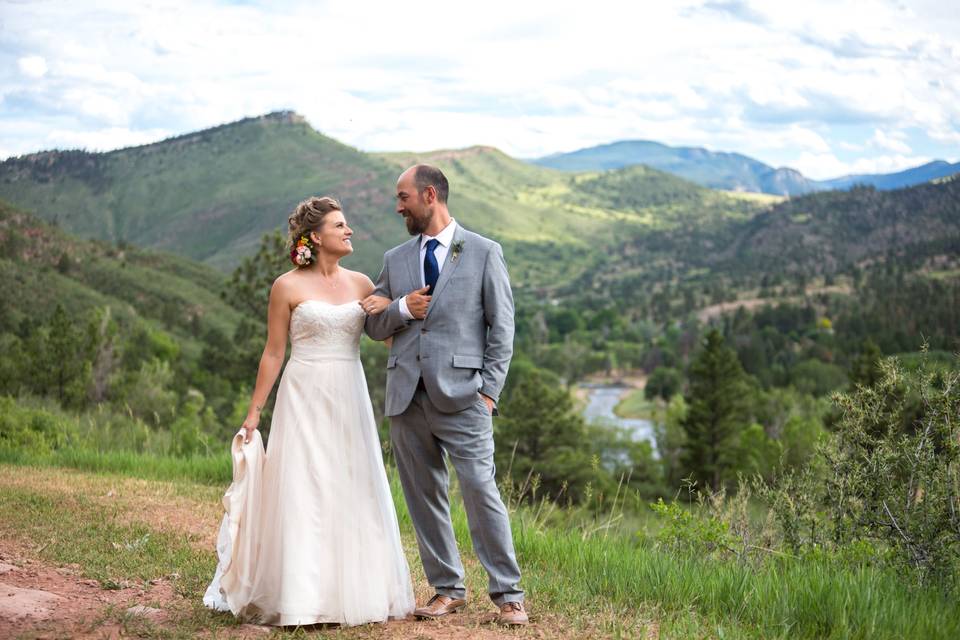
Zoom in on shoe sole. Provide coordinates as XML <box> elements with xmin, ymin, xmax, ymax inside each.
<box><xmin>498</xmin><ymin>618</ymin><xmax>529</xmax><ymax>626</ymax></box>
<box><xmin>414</xmin><ymin>606</ymin><xmax>465</xmax><ymax>620</ymax></box>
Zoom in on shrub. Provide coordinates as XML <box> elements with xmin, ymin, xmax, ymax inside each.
<box><xmin>644</xmin><ymin>366</ymin><xmax>683</xmax><ymax>401</ymax></box>
<box><xmin>0</xmin><ymin>396</ymin><xmax>78</xmax><ymax>454</ymax></box>
<box><xmin>824</xmin><ymin>351</ymin><xmax>960</xmax><ymax>585</ymax></box>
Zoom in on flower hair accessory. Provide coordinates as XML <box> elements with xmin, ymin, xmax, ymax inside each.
<box><xmin>290</xmin><ymin>234</ymin><xmax>315</xmax><ymax>267</ymax></box>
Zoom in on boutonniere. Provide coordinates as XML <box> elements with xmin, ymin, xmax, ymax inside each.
<box><xmin>450</xmin><ymin>240</ymin><xmax>465</xmax><ymax>262</ymax></box>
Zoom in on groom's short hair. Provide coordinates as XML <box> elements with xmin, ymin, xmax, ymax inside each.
<box><xmin>414</xmin><ymin>165</ymin><xmax>449</xmax><ymax>204</ymax></box>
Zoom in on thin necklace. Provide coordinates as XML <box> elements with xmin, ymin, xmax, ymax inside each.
<box><xmin>319</xmin><ymin>267</ymin><xmax>340</xmax><ymax>288</ymax></box>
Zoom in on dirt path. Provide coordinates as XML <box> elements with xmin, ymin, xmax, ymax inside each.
<box><xmin>0</xmin><ymin>465</ymin><xmax>652</xmax><ymax>639</ymax></box>
<box><xmin>695</xmin><ymin>284</ymin><xmax>853</xmax><ymax>323</ymax></box>
<box><xmin>0</xmin><ymin>539</ymin><xmax>184</xmax><ymax>639</ymax></box>
<box><xmin>0</xmin><ymin>539</ymin><xmax>544</xmax><ymax>640</ymax></box>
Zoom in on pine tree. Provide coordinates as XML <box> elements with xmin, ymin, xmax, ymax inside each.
<box><xmin>849</xmin><ymin>338</ymin><xmax>883</xmax><ymax>388</ymax></box>
<box><xmin>222</xmin><ymin>231</ymin><xmax>288</xmax><ymax>318</ymax></box>
<box><xmin>681</xmin><ymin>329</ymin><xmax>751</xmax><ymax>490</ymax></box>
<box><xmin>45</xmin><ymin>304</ymin><xmax>91</xmax><ymax>406</ymax></box>
<box><xmin>496</xmin><ymin>368</ymin><xmax>596</xmax><ymax>504</ymax></box>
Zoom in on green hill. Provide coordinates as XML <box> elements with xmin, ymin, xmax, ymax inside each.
<box><xmin>0</xmin><ymin>198</ymin><xmax>243</xmax><ymax>354</ymax></box>
<box><xmin>0</xmin><ymin>112</ymin><xmax>400</xmax><ymax>274</ymax></box>
<box><xmin>3</xmin><ymin>111</ymin><xmax>956</xmax><ymax>317</ymax></box>
<box><xmin>728</xmin><ymin>180</ymin><xmax>960</xmax><ymax>275</ymax></box>
<box><xmin>0</xmin><ymin>113</ymin><xmax>768</xmax><ymax>295</ymax></box>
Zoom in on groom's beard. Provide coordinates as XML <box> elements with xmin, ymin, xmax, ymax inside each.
<box><xmin>403</xmin><ymin>209</ymin><xmax>433</xmax><ymax>236</ymax></box>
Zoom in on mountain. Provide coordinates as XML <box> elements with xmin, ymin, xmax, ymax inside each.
<box><xmin>532</xmin><ymin>140</ymin><xmax>820</xmax><ymax>195</ymax></box>
<box><xmin>818</xmin><ymin>160</ymin><xmax>960</xmax><ymax>191</ymax></box>
<box><xmin>532</xmin><ymin>141</ymin><xmax>960</xmax><ymax>196</ymax></box>
<box><xmin>0</xmin><ymin>113</ymin><xmax>768</xmax><ymax>294</ymax></box>
<box><xmin>0</xmin><ymin>112</ymin><xmax>401</xmax><ymax>274</ymax></box>
<box><xmin>3</xmin><ymin>111</ymin><xmax>956</xmax><ymax>316</ymax></box>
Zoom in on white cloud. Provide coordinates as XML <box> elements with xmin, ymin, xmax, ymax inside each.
<box><xmin>17</xmin><ymin>55</ymin><xmax>48</xmax><ymax>78</ymax></box>
<box><xmin>869</xmin><ymin>129</ymin><xmax>912</xmax><ymax>154</ymax></box>
<box><xmin>794</xmin><ymin>150</ymin><xmax>933</xmax><ymax>180</ymax></box>
<box><xmin>0</xmin><ymin>0</ymin><xmax>957</xmax><ymax>180</ymax></box>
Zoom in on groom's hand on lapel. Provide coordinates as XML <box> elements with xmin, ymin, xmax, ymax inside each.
<box><xmin>405</xmin><ymin>286</ymin><xmax>432</xmax><ymax>319</ymax></box>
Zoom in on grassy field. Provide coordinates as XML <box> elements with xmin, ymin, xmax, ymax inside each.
<box><xmin>614</xmin><ymin>389</ymin><xmax>659</xmax><ymax>421</ymax></box>
<box><xmin>2</xmin><ymin>455</ymin><xmax>958</xmax><ymax>639</ymax></box>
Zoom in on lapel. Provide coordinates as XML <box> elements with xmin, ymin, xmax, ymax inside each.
<box><xmin>425</xmin><ymin>224</ymin><xmax>466</xmax><ymax>320</ymax></box>
<box><xmin>403</xmin><ymin>236</ymin><xmax>422</xmax><ymax>292</ymax></box>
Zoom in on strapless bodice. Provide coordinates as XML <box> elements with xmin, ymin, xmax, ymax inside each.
<box><xmin>288</xmin><ymin>300</ymin><xmax>365</xmax><ymax>362</ymax></box>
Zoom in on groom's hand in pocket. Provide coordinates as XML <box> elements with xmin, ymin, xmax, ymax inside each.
<box><xmin>480</xmin><ymin>393</ymin><xmax>495</xmax><ymax>415</ymax></box>
<box><xmin>405</xmin><ymin>286</ymin><xmax>431</xmax><ymax>319</ymax></box>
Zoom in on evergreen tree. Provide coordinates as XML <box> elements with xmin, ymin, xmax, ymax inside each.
<box><xmin>496</xmin><ymin>368</ymin><xmax>597</xmax><ymax>504</ymax></box>
<box><xmin>38</xmin><ymin>304</ymin><xmax>93</xmax><ymax>407</ymax></box>
<box><xmin>681</xmin><ymin>329</ymin><xmax>751</xmax><ymax>490</ymax></box>
<box><xmin>849</xmin><ymin>338</ymin><xmax>883</xmax><ymax>388</ymax></box>
<box><xmin>645</xmin><ymin>366</ymin><xmax>683</xmax><ymax>401</ymax></box>
<box><xmin>222</xmin><ymin>231</ymin><xmax>287</xmax><ymax>318</ymax></box>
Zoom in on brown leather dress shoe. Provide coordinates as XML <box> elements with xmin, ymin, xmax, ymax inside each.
<box><xmin>413</xmin><ymin>594</ymin><xmax>467</xmax><ymax>619</ymax></box>
<box><xmin>498</xmin><ymin>601</ymin><xmax>529</xmax><ymax>625</ymax></box>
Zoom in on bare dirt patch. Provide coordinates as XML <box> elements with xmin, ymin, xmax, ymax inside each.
<box><xmin>695</xmin><ymin>284</ymin><xmax>854</xmax><ymax>324</ymax></box>
<box><xmin>0</xmin><ymin>541</ymin><xmax>182</xmax><ymax>639</ymax></box>
<box><xmin>0</xmin><ymin>542</ymin><xmax>557</xmax><ymax>640</ymax></box>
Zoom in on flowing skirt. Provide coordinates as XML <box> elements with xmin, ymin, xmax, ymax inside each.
<box><xmin>204</xmin><ymin>352</ymin><xmax>415</xmax><ymax>626</ymax></box>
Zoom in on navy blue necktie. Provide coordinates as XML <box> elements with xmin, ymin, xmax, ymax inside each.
<box><xmin>423</xmin><ymin>238</ymin><xmax>440</xmax><ymax>294</ymax></box>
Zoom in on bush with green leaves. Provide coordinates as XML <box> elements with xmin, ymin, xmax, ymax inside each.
<box><xmin>824</xmin><ymin>352</ymin><xmax>960</xmax><ymax>585</ymax></box>
<box><xmin>0</xmin><ymin>396</ymin><xmax>78</xmax><ymax>454</ymax></box>
<box><xmin>649</xmin><ymin>481</ymin><xmax>776</xmax><ymax>562</ymax></box>
<box><xmin>759</xmin><ymin>351</ymin><xmax>960</xmax><ymax>586</ymax></box>
<box><xmin>644</xmin><ymin>365</ymin><xmax>683</xmax><ymax>401</ymax></box>
<box><xmin>649</xmin><ymin>497</ymin><xmax>737</xmax><ymax>556</ymax></box>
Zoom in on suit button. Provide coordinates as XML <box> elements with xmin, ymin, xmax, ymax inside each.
<box><xmin>416</xmin><ymin>355</ymin><xmax>420</xmax><ymax>361</ymax></box>
<box><xmin>421</xmin><ymin>328</ymin><xmax>428</xmax><ymax>334</ymax></box>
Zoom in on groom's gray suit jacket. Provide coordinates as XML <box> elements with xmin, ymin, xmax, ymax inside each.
<box><xmin>365</xmin><ymin>224</ymin><xmax>514</xmax><ymax>417</ymax></box>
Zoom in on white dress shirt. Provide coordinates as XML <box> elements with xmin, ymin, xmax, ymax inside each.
<box><xmin>398</xmin><ymin>219</ymin><xmax>458</xmax><ymax>320</ymax></box>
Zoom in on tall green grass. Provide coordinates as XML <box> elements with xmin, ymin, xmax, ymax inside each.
<box><xmin>509</xmin><ymin>523</ymin><xmax>958</xmax><ymax>639</ymax></box>
<box><xmin>0</xmin><ymin>447</ymin><xmax>231</xmax><ymax>485</ymax></box>
<box><xmin>3</xmin><ymin>450</ymin><xmax>956</xmax><ymax>638</ymax></box>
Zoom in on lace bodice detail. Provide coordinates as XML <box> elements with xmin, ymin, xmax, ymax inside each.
<box><xmin>288</xmin><ymin>300</ymin><xmax>365</xmax><ymax>361</ymax></box>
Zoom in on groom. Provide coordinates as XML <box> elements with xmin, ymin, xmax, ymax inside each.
<box><xmin>362</xmin><ymin>165</ymin><xmax>527</xmax><ymax>625</ymax></box>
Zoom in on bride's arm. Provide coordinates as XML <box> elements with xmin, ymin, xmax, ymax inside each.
<box><xmin>356</xmin><ymin>273</ymin><xmax>393</xmax><ymax>347</ymax></box>
<box><xmin>362</xmin><ymin>257</ymin><xmax>412</xmax><ymax>340</ymax></box>
<box><xmin>241</xmin><ymin>280</ymin><xmax>291</xmax><ymax>442</ymax></box>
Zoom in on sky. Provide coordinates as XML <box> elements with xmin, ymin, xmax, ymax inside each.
<box><xmin>2</xmin><ymin>0</ymin><xmax>958</xmax><ymax>180</ymax></box>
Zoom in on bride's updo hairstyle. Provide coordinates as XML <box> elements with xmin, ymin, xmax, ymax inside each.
<box><xmin>287</xmin><ymin>196</ymin><xmax>341</xmax><ymax>267</ymax></box>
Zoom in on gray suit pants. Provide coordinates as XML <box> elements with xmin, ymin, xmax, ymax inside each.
<box><xmin>391</xmin><ymin>387</ymin><xmax>524</xmax><ymax>605</ymax></box>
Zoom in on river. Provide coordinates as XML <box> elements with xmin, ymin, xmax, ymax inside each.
<box><xmin>581</xmin><ymin>384</ymin><xmax>657</xmax><ymax>450</ymax></box>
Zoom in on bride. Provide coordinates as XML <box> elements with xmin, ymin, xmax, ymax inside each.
<box><xmin>203</xmin><ymin>196</ymin><xmax>415</xmax><ymax>626</ymax></box>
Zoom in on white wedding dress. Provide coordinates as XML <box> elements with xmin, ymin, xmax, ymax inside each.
<box><xmin>203</xmin><ymin>300</ymin><xmax>415</xmax><ymax>626</ymax></box>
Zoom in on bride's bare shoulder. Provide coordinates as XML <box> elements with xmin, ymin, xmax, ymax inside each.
<box><xmin>270</xmin><ymin>269</ymin><xmax>301</xmax><ymax>298</ymax></box>
<box><xmin>341</xmin><ymin>269</ymin><xmax>375</xmax><ymax>294</ymax></box>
